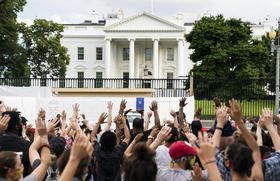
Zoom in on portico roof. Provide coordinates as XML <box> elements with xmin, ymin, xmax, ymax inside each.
<box><xmin>104</xmin><ymin>12</ymin><xmax>185</xmax><ymax>32</ymax></box>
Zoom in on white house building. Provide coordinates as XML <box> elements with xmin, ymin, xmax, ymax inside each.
<box><xmin>61</xmin><ymin>12</ymin><xmax>272</xmax><ymax>81</ymax></box>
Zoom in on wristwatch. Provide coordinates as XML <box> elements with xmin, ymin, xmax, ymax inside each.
<box><xmin>148</xmin><ymin>135</ymin><xmax>154</xmax><ymax>140</ymax></box>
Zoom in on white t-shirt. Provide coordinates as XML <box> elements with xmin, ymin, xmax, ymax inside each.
<box><xmin>156</xmin><ymin>166</ymin><xmax>209</xmax><ymax>181</ymax></box>
<box><xmin>155</xmin><ymin>145</ymin><xmax>171</xmax><ymax>167</ymax></box>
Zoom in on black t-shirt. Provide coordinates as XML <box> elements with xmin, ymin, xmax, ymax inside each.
<box><xmin>94</xmin><ymin>141</ymin><xmax>127</xmax><ymax>181</ymax></box>
<box><xmin>0</xmin><ymin>133</ymin><xmax>31</xmax><ymax>176</ymax></box>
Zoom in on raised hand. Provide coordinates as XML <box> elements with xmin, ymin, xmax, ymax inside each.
<box><xmin>61</xmin><ymin>110</ymin><xmax>66</xmax><ymax>122</ymax></box>
<box><xmin>0</xmin><ymin>114</ymin><xmax>10</xmax><ymax>134</ymax></box>
<box><xmin>124</xmin><ymin>109</ymin><xmax>132</xmax><ymax>116</ymax></box>
<box><xmin>150</xmin><ymin>128</ymin><xmax>159</xmax><ymax>138</ymax></box>
<box><xmin>38</xmin><ymin>108</ymin><xmax>46</xmax><ymax>121</ymax></box>
<box><xmin>261</xmin><ymin>108</ymin><xmax>274</xmax><ymax>127</ymax></box>
<box><xmin>5</xmin><ymin>106</ymin><xmax>11</xmax><ymax>111</ymax></box>
<box><xmin>216</xmin><ymin>106</ymin><xmax>229</xmax><ymax>128</ymax></box>
<box><xmin>72</xmin><ymin>103</ymin><xmax>80</xmax><ymax>118</ymax></box>
<box><xmin>98</xmin><ymin>112</ymin><xmax>108</xmax><ymax>124</ymax></box>
<box><xmin>0</xmin><ymin>100</ymin><xmax>5</xmax><ymax>113</ymax></box>
<box><xmin>69</xmin><ymin>117</ymin><xmax>80</xmax><ymax>131</ymax></box>
<box><xmin>47</xmin><ymin>118</ymin><xmax>59</xmax><ymax>133</ymax></box>
<box><xmin>229</xmin><ymin>99</ymin><xmax>243</xmax><ymax>123</ymax></box>
<box><xmin>149</xmin><ymin>100</ymin><xmax>158</xmax><ymax>112</ymax></box>
<box><xmin>107</xmin><ymin>101</ymin><xmax>113</xmax><ymax>110</ymax></box>
<box><xmin>191</xmin><ymin>132</ymin><xmax>216</xmax><ymax>163</ymax></box>
<box><xmin>157</xmin><ymin>126</ymin><xmax>172</xmax><ymax>142</ymax></box>
<box><xmin>36</xmin><ymin>116</ymin><xmax>48</xmax><ymax>137</ymax></box>
<box><xmin>170</xmin><ymin>109</ymin><xmax>176</xmax><ymax>118</ymax></box>
<box><xmin>191</xmin><ymin>163</ymin><xmax>203</xmax><ymax>181</ymax></box>
<box><xmin>134</xmin><ymin>133</ymin><xmax>144</xmax><ymax>142</ymax></box>
<box><xmin>179</xmin><ymin>97</ymin><xmax>188</xmax><ymax>108</ymax></box>
<box><xmin>70</xmin><ymin>131</ymin><xmax>93</xmax><ymax>160</ymax></box>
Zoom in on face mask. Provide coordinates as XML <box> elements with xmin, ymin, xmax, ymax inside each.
<box><xmin>189</xmin><ymin>156</ymin><xmax>196</xmax><ymax>166</ymax></box>
<box><xmin>13</xmin><ymin>165</ymin><xmax>24</xmax><ymax>181</ymax></box>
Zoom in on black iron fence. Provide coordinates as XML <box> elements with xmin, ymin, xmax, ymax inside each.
<box><xmin>0</xmin><ymin>78</ymin><xmax>189</xmax><ymax>97</ymax></box>
<box><xmin>194</xmin><ymin>78</ymin><xmax>275</xmax><ymax>120</ymax></box>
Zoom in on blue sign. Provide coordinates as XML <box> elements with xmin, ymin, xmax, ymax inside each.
<box><xmin>136</xmin><ymin>98</ymin><xmax>144</xmax><ymax>110</ymax></box>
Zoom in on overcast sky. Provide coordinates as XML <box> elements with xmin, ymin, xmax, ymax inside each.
<box><xmin>18</xmin><ymin>0</ymin><xmax>280</xmax><ymax>26</ymax></box>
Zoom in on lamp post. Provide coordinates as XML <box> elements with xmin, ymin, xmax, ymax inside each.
<box><xmin>269</xmin><ymin>19</ymin><xmax>280</xmax><ymax>114</ymax></box>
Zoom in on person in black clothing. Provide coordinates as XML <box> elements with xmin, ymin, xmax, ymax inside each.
<box><xmin>92</xmin><ymin>114</ymin><xmax>131</xmax><ymax>181</ymax></box>
<box><xmin>0</xmin><ymin>111</ymin><xmax>31</xmax><ymax>177</ymax></box>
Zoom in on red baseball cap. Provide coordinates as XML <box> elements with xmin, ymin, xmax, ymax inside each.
<box><xmin>169</xmin><ymin>141</ymin><xmax>196</xmax><ymax>160</ymax></box>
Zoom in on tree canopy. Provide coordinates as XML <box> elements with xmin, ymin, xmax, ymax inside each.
<box><xmin>0</xmin><ymin>0</ymin><xmax>70</xmax><ymax>78</ymax></box>
<box><xmin>186</xmin><ymin>15</ymin><xmax>270</xmax><ymax>100</ymax></box>
<box><xmin>20</xmin><ymin>19</ymin><xmax>70</xmax><ymax>78</ymax></box>
<box><xmin>186</xmin><ymin>15</ymin><xmax>269</xmax><ymax>79</ymax></box>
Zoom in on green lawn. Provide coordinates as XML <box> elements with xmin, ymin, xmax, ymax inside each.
<box><xmin>195</xmin><ymin>99</ymin><xmax>275</xmax><ymax>120</ymax></box>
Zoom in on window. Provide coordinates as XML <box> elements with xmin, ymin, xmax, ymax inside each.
<box><xmin>95</xmin><ymin>72</ymin><xmax>103</xmax><ymax>88</ymax></box>
<box><xmin>78</xmin><ymin>47</ymin><xmax>84</xmax><ymax>60</ymax></box>
<box><xmin>167</xmin><ymin>72</ymin><xmax>173</xmax><ymax>89</ymax></box>
<box><xmin>167</xmin><ymin>48</ymin><xmax>174</xmax><ymax>61</ymax></box>
<box><xmin>123</xmin><ymin>72</ymin><xmax>129</xmax><ymax>88</ymax></box>
<box><xmin>145</xmin><ymin>48</ymin><xmax>152</xmax><ymax>61</ymax></box>
<box><xmin>123</xmin><ymin>48</ymin><xmax>129</xmax><ymax>61</ymax></box>
<box><xmin>77</xmin><ymin>72</ymin><xmax>84</xmax><ymax>88</ymax></box>
<box><xmin>96</xmin><ymin>47</ymin><xmax>103</xmax><ymax>60</ymax></box>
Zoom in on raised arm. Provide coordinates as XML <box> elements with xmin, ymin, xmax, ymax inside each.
<box><xmin>60</xmin><ymin>110</ymin><xmax>67</xmax><ymax>136</ymax></box>
<box><xmin>229</xmin><ymin>99</ymin><xmax>263</xmax><ymax>181</ymax></box>
<box><xmin>30</xmin><ymin>109</ymin><xmax>51</xmax><ymax>181</ymax></box>
<box><xmin>273</xmin><ymin>115</ymin><xmax>280</xmax><ymax>136</ymax></box>
<box><xmin>262</xmin><ymin>109</ymin><xmax>280</xmax><ymax>152</ymax></box>
<box><xmin>149</xmin><ymin>126</ymin><xmax>171</xmax><ymax>151</ymax></box>
<box><xmin>178</xmin><ymin>97</ymin><xmax>187</xmax><ymax>129</ymax></box>
<box><xmin>256</xmin><ymin>117</ymin><xmax>263</xmax><ymax>146</ymax></box>
<box><xmin>144</xmin><ymin>111</ymin><xmax>152</xmax><ymax>131</ymax></box>
<box><xmin>149</xmin><ymin>100</ymin><xmax>160</xmax><ymax>128</ymax></box>
<box><xmin>170</xmin><ymin>109</ymin><xmax>179</xmax><ymax>129</ymax></box>
<box><xmin>104</xmin><ymin>101</ymin><xmax>113</xmax><ymax>131</ymax></box>
<box><xmin>121</xmin><ymin>115</ymin><xmax>131</xmax><ymax>144</ymax></box>
<box><xmin>124</xmin><ymin>133</ymin><xmax>143</xmax><ymax>158</ymax></box>
<box><xmin>60</xmin><ymin>131</ymin><xmax>93</xmax><ymax>181</ymax></box>
<box><xmin>91</xmin><ymin>112</ymin><xmax>108</xmax><ymax>140</ymax></box>
<box><xmin>191</xmin><ymin>132</ymin><xmax>223</xmax><ymax>181</ymax></box>
<box><xmin>213</xmin><ymin>106</ymin><xmax>229</xmax><ymax>148</ymax></box>
<box><xmin>119</xmin><ymin>99</ymin><xmax>127</xmax><ymax>116</ymax></box>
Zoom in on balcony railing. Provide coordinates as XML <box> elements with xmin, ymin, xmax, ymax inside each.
<box><xmin>0</xmin><ymin>78</ymin><xmax>189</xmax><ymax>97</ymax></box>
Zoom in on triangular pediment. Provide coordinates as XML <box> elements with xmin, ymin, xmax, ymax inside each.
<box><xmin>104</xmin><ymin>12</ymin><xmax>185</xmax><ymax>32</ymax></box>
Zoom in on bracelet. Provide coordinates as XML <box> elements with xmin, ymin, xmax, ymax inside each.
<box><xmin>148</xmin><ymin>135</ymin><xmax>154</xmax><ymax>140</ymax></box>
<box><xmin>216</xmin><ymin>127</ymin><xmax>223</xmax><ymax>130</ymax></box>
<box><xmin>39</xmin><ymin>143</ymin><xmax>50</xmax><ymax>150</ymax></box>
<box><xmin>204</xmin><ymin>160</ymin><xmax>216</xmax><ymax>166</ymax></box>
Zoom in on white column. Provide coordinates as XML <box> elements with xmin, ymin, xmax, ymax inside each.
<box><xmin>153</xmin><ymin>38</ymin><xmax>159</xmax><ymax>78</ymax></box>
<box><xmin>105</xmin><ymin>38</ymin><xmax>111</xmax><ymax>78</ymax></box>
<box><xmin>129</xmin><ymin>38</ymin><xmax>135</xmax><ymax>78</ymax></box>
<box><xmin>177</xmin><ymin>38</ymin><xmax>184</xmax><ymax>77</ymax></box>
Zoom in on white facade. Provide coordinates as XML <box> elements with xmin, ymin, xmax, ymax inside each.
<box><xmin>61</xmin><ymin>12</ymin><xmax>272</xmax><ymax>79</ymax></box>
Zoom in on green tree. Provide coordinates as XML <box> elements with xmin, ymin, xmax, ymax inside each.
<box><xmin>0</xmin><ymin>0</ymin><xmax>29</xmax><ymax>77</ymax></box>
<box><xmin>186</xmin><ymin>15</ymin><xmax>270</xmax><ymax>100</ymax></box>
<box><xmin>20</xmin><ymin>19</ymin><xmax>70</xmax><ymax>78</ymax></box>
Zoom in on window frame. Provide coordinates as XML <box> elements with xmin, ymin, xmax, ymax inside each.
<box><xmin>145</xmin><ymin>48</ymin><xmax>152</xmax><ymax>61</ymax></box>
<box><xmin>77</xmin><ymin>47</ymin><xmax>84</xmax><ymax>60</ymax></box>
<box><xmin>123</xmin><ymin>48</ymin><xmax>129</xmax><ymax>61</ymax></box>
<box><xmin>167</xmin><ymin>48</ymin><xmax>174</xmax><ymax>61</ymax></box>
<box><xmin>96</xmin><ymin>47</ymin><xmax>103</xmax><ymax>61</ymax></box>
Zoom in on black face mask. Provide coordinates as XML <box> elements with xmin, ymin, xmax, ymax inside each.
<box><xmin>185</xmin><ymin>160</ymin><xmax>192</xmax><ymax>170</ymax></box>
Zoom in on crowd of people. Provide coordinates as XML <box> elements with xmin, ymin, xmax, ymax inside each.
<box><xmin>0</xmin><ymin>97</ymin><xmax>279</xmax><ymax>181</ymax></box>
